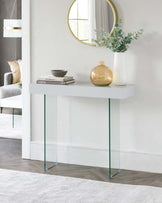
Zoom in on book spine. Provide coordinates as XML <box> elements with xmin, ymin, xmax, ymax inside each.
<box><xmin>37</xmin><ymin>77</ymin><xmax>73</xmax><ymax>82</ymax></box>
<box><xmin>36</xmin><ymin>80</ymin><xmax>75</xmax><ymax>85</ymax></box>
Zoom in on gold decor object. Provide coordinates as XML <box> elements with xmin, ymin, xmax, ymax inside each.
<box><xmin>4</xmin><ymin>26</ymin><xmax>22</xmax><ymax>30</ymax></box>
<box><xmin>67</xmin><ymin>0</ymin><xmax>118</xmax><ymax>46</ymax></box>
<box><xmin>90</xmin><ymin>61</ymin><xmax>113</xmax><ymax>86</ymax></box>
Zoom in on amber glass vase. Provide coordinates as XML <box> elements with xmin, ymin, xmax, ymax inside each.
<box><xmin>90</xmin><ymin>61</ymin><xmax>113</xmax><ymax>86</ymax></box>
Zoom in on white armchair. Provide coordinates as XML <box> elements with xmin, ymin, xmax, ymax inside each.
<box><xmin>0</xmin><ymin>72</ymin><xmax>21</xmax><ymax>99</ymax></box>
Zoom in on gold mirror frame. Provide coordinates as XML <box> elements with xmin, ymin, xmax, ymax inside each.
<box><xmin>67</xmin><ymin>0</ymin><xmax>118</xmax><ymax>46</ymax></box>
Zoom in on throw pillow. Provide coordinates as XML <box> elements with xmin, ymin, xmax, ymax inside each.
<box><xmin>8</xmin><ymin>61</ymin><xmax>21</xmax><ymax>84</ymax></box>
<box><xmin>18</xmin><ymin>59</ymin><xmax>22</xmax><ymax>80</ymax></box>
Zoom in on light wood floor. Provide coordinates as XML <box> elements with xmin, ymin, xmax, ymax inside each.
<box><xmin>0</xmin><ymin>138</ymin><xmax>162</xmax><ymax>187</ymax></box>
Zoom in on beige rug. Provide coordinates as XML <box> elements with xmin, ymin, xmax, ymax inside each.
<box><xmin>0</xmin><ymin>169</ymin><xmax>162</xmax><ymax>203</ymax></box>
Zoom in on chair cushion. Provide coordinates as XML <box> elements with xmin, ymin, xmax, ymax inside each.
<box><xmin>8</xmin><ymin>61</ymin><xmax>21</xmax><ymax>84</ymax></box>
<box><xmin>0</xmin><ymin>84</ymin><xmax>21</xmax><ymax>99</ymax></box>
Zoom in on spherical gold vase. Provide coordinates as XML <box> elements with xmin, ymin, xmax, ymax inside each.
<box><xmin>90</xmin><ymin>61</ymin><xmax>113</xmax><ymax>86</ymax></box>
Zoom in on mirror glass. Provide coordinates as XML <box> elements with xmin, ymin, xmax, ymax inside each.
<box><xmin>67</xmin><ymin>0</ymin><xmax>117</xmax><ymax>45</ymax></box>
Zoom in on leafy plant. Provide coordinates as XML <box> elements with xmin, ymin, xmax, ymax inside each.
<box><xmin>93</xmin><ymin>19</ymin><xmax>143</xmax><ymax>52</ymax></box>
<box><xmin>18</xmin><ymin>81</ymin><xmax>22</xmax><ymax>88</ymax></box>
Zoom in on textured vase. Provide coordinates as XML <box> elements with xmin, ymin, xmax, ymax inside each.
<box><xmin>113</xmin><ymin>52</ymin><xmax>127</xmax><ymax>86</ymax></box>
<box><xmin>90</xmin><ymin>61</ymin><xmax>113</xmax><ymax>86</ymax></box>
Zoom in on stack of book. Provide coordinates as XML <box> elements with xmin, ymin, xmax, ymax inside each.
<box><xmin>36</xmin><ymin>75</ymin><xmax>75</xmax><ymax>85</ymax></box>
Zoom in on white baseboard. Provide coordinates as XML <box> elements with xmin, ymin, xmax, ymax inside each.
<box><xmin>31</xmin><ymin>141</ymin><xmax>162</xmax><ymax>174</ymax></box>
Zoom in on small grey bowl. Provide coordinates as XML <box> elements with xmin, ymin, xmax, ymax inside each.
<box><xmin>51</xmin><ymin>70</ymin><xmax>67</xmax><ymax>77</ymax></box>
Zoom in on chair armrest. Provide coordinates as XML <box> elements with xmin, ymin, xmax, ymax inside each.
<box><xmin>4</xmin><ymin>72</ymin><xmax>13</xmax><ymax>86</ymax></box>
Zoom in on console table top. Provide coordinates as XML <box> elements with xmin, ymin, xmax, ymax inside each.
<box><xmin>30</xmin><ymin>82</ymin><xmax>135</xmax><ymax>99</ymax></box>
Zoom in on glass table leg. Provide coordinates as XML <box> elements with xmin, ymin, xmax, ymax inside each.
<box><xmin>44</xmin><ymin>94</ymin><xmax>58</xmax><ymax>171</ymax></box>
<box><xmin>109</xmin><ymin>99</ymin><xmax>120</xmax><ymax>179</ymax></box>
<box><xmin>12</xmin><ymin>108</ymin><xmax>15</xmax><ymax>128</ymax></box>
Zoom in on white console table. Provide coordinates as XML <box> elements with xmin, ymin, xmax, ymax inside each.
<box><xmin>30</xmin><ymin>82</ymin><xmax>135</xmax><ymax>178</ymax></box>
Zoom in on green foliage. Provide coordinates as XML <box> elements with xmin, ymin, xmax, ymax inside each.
<box><xmin>93</xmin><ymin>19</ymin><xmax>143</xmax><ymax>52</ymax></box>
<box><xmin>18</xmin><ymin>81</ymin><xmax>22</xmax><ymax>88</ymax></box>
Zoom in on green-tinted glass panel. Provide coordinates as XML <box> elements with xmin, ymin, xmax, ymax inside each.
<box><xmin>109</xmin><ymin>99</ymin><xmax>120</xmax><ymax>178</ymax></box>
<box><xmin>44</xmin><ymin>95</ymin><xmax>57</xmax><ymax>171</ymax></box>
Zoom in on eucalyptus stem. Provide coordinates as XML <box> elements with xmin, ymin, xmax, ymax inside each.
<box><xmin>93</xmin><ymin>19</ymin><xmax>143</xmax><ymax>53</ymax></box>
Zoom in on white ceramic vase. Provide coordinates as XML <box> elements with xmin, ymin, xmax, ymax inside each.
<box><xmin>113</xmin><ymin>52</ymin><xmax>127</xmax><ymax>86</ymax></box>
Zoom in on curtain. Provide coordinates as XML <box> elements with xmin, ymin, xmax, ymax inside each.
<box><xmin>88</xmin><ymin>0</ymin><xmax>96</xmax><ymax>43</ymax></box>
<box><xmin>95</xmin><ymin>0</ymin><xmax>114</xmax><ymax>33</ymax></box>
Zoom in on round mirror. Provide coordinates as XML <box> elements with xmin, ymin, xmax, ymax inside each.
<box><xmin>67</xmin><ymin>0</ymin><xmax>118</xmax><ymax>46</ymax></box>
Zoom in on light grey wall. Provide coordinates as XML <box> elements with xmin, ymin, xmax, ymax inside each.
<box><xmin>0</xmin><ymin>0</ymin><xmax>21</xmax><ymax>86</ymax></box>
<box><xmin>30</xmin><ymin>0</ymin><xmax>162</xmax><ymax>173</ymax></box>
